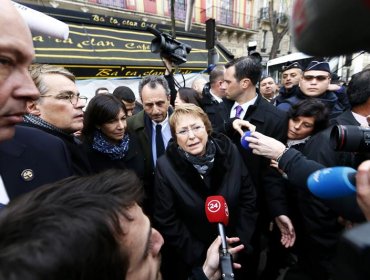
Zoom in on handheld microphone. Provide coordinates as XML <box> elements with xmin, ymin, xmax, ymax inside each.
<box><xmin>12</xmin><ymin>1</ymin><xmax>69</xmax><ymax>40</ymax></box>
<box><xmin>307</xmin><ymin>167</ymin><xmax>356</xmax><ymax>199</ymax></box>
<box><xmin>291</xmin><ymin>0</ymin><xmax>370</xmax><ymax>56</ymax></box>
<box><xmin>205</xmin><ymin>195</ymin><xmax>234</xmax><ymax>279</ymax></box>
<box><xmin>240</xmin><ymin>130</ymin><xmax>252</xmax><ymax>150</ymax></box>
<box><xmin>184</xmin><ymin>0</ymin><xmax>195</xmax><ymax>32</ymax></box>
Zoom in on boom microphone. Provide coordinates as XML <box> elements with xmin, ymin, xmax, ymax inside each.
<box><xmin>307</xmin><ymin>166</ymin><xmax>356</xmax><ymax>199</ymax></box>
<box><xmin>291</xmin><ymin>0</ymin><xmax>370</xmax><ymax>56</ymax></box>
<box><xmin>185</xmin><ymin>0</ymin><xmax>195</xmax><ymax>32</ymax></box>
<box><xmin>205</xmin><ymin>195</ymin><xmax>234</xmax><ymax>279</ymax></box>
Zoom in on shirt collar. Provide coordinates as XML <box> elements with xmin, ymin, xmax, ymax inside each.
<box><xmin>209</xmin><ymin>89</ymin><xmax>223</xmax><ymax>103</ymax></box>
<box><xmin>352</xmin><ymin>111</ymin><xmax>369</xmax><ymax>127</ymax></box>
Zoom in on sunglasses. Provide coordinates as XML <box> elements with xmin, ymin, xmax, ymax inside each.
<box><xmin>302</xmin><ymin>75</ymin><xmax>329</xmax><ymax>81</ymax></box>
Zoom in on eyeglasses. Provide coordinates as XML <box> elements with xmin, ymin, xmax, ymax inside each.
<box><xmin>302</xmin><ymin>75</ymin><xmax>329</xmax><ymax>82</ymax></box>
<box><xmin>40</xmin><ymin>93</ymin><xmax>88</xmax><ymax>106</ymax></box>
<box><xmin>176</xmin><ymin>125</ymin><xmax>205</xmax><ymax>136</ymax></box>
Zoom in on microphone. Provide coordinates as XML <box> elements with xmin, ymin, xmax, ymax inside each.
<box><xmin>205</xmin><ymin>196</ymin><xmax>234</xmax><ymax>279</ymax></box>
<box><xmin>12</xmin><ymin>1</ymin><xmax>69</xmax><ymax>40</ymax></box>
<box><xmin>185</xmin><ymin>0</ymin><xmax>195</xmax><ymax>32</ymax></box>
<box><xmin>240</xmin><ymin>130</ymin><xmax>252</xmax><ymax>150</ymax></box>
<box><xmin>307</xmin><ymin>167</ymin><xmax>356</xmax><ymax>199</ymax></box>
<box><xmin>291</xmin><ymin>0</ymin><xmax>370</xmax><ymax>56</ymax></box>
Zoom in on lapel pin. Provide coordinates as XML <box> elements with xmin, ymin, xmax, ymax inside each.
<box><xmin>21</xmin><ymin>169</ymin><xmax>34</xmax><ymax>182</ymax></box>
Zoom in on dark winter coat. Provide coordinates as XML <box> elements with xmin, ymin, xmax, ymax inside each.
<box><xmin>153</xmin><ymin>133</ymin><xmax>257</xmax><ymax>278</ymax></box>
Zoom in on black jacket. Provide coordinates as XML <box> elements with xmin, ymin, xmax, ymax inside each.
<box><xmin>200</xmin><ymin>83</ymin><xmax>229</xmax><ymax>133</ymax></box>
<box><xmin>21</xmin><ymin>122</ymin><xmax>92</xmax><ymax>175</ymax></box>
<box><xmin>223</xmin><ymin>95</ymin><xmax>288</xmax><ymax>202</ymax></box>
<box><xmin>82</xmin><ymin>132</ymin><xmax>144</xmax><ymax>179</ymax></box>
<box><xmin>0</xmin><ymin>126</ymin><xmax>73</xmax><ymax>201</ymax></box>
<box><xmin>153</xmin><ymin>133</ymin><xmax>257</xmax><ymax>278</ymax></box>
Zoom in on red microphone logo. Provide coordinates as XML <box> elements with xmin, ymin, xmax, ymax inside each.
<box><xmin>205</xmin><ymin>196</ymin><xmax>229</xmax><ymax>226</ymax></box>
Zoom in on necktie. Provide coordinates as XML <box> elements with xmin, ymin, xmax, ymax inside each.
<box><xmin>156</xmin><ymin>124</ymin><xmax>165</xmax><ymax>158</ymax></box>
<box><xmin>235</xmin><ymin>105</ymin><xmax>243</xmax><ymax>118</ymax></box>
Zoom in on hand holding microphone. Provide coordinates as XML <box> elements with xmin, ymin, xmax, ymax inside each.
<box><xmin>205</xmin><ymin>196</ymin><xmax>235</xmax><ymax>279</ymax></box>
<box><xmin>202</xmin><ymin>236</ymin><xmax>244</xmax><ymax>280</ymax></box>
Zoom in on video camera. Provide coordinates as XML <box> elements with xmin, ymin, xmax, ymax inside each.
<box><xmin>330</xmin><ymin>125</ymin><xmax>370</xmax><ymax>153</ymax></box>
<box><xmin>147</xmin><ymin>26</ymin><xmax>192</xmax><ymax>65</ymax></box>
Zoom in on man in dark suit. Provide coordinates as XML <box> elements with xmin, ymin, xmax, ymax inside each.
<box><xmin>24</xmin><ymin>64</ymin><xmax>91</xmax><ymax>175</ymax></box>
<box><xmin>220</xmin><ymin>56</ymin><xmax>288</xmax><ymax>279</ymax></box>
<box><xmin>0</xmin><ymin>126</ymin><xmax>73</xmax><ymax>204</ymax></box>
<box><xmin>0</xmin><ymin>1</ymin><xmax>74</xmax><ymax>204</ymax></box>
<box><xmin>200</xmin><ymin>64</ymin><xmax>229</xmax><ymax>133</ymax></box>
<box><xmin>126</xmin><ymin>75</ymin><xmax>172</xmax><ymax>214</ymax></box>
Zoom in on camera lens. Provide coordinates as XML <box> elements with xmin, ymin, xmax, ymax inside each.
<box><xmin>330</xmin><ymin>125</ymin><xmax>370</xmax><ymax>152</ymax></box>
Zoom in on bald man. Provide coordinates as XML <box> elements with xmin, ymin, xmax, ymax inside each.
<box><xmin>0</xmin><ymin>1</ymin><xmax>73</xmax><ymax>204</ymax></box>
<box><xmin>0</xmin><ymin>0</ymin><xmax>39</xmax><ymax>141</ymax></box>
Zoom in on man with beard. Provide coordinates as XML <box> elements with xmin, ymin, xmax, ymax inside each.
<box><xmin>0</xmin><ymin>169</ymin><xmax>243</xmax><ymax>280</ymax></box>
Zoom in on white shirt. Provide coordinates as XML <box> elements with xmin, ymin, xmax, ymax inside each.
<box><xmin>0</xmin><ymin>175</ymin><xmax>9</xmax><ymax>205</ymax></box>
<box><xmin>352</xmin><ymin>111</ymin><xmax>369</xmax><ymax>127</ymax></box>
<box><xmin>209</xmin><ymin>89</ymin><xmax>223</xmax><ymax>103</ymax></box>
<box><xmin>230</xmin><ymin>95</ymin><xmax>258</xmax><ymax>119</ymax></box>
<box><xmin>151</xmin><ymin>115</ymin><xmax>171</xmax><ymax>165</ymax></box>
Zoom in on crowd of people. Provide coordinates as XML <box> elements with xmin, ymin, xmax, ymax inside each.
<box><xmin>1</xmin><ymin>0</ymin><xmax>370</xmax><ymax>279</ymax></box>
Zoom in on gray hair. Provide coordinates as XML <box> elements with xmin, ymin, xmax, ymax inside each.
<box><xmin>29</xmin><ymin>64</ymin><xmax>75</xmax><ymax>99</ymax></box>
<box><xmin>138</xmin><ymin>75</ymin><xmax>170</xmax><ymax>99</ymax></box>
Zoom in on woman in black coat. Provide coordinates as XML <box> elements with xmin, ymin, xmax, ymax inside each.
<box><xmin>153</xmin><ymin>103</ymin><xmax>257</xmax><ymax>280</ymax></box>
<box><xmin>81</xmin><ymin>94</ymin><xmax>144</xmax><ymax>178</ymax></box>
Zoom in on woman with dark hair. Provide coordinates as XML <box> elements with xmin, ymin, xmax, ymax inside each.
<box><xmin>241</xmin><ymin>99</ymin><xmax>337</xmax><ymax>280</ymax></box>
<box><xmin>153</xmin><ymin>103</ymin><xmax>257</xmax><ymax>280</ymax></box>
<box><xmin>81</xmin><ymin>94</ymin><xmax>144</xmax><ymax>176</ymax></box>
<box><xmin>174</xmin><ymin>87</ymin><xmax>202</xmax><ymax>107</ymax></box>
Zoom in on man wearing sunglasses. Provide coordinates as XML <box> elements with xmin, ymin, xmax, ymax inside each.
<box><xmin>22</xmin><ymin>64</ymin><xmax>92</xmax><ymax>175</ymax></box>
<box><xmin>277</xmin><ymin>61</ymin><xmax>345</xmax><ymax>119</ymax></box>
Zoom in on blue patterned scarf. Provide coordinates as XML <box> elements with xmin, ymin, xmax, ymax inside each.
<box><xmin>92</xmin><ymin>130</ymin><xmax>130</xmax><ymax>160</ymax></box>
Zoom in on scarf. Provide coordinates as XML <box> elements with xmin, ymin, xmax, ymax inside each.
<box><xmin>92</xmin><ymin>130</ymin><xmax>130</xmax><ymax>160</ymax></box>
<box><xmin>23</xmin><ymin>114</ymin><xmax>70</xmax><ymax>136</ymax></box>
<box><xmin>178</xmin><ymin>140</ymin><xmax>216</xmax><ymax>175</ymax></box>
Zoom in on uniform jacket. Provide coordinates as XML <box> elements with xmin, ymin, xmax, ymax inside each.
<box><xmin>277</xmin><ymin>88</ymin><xmax>345</xmax><ymax>119</ymax></box>
<box><xmin>0</xmin><ymin>126</ymin><xmax>73</xmax><ymax>201</ymax></box>
<box><xmin>153</xmin><ymin>133</ymin><xmax>257</xmax><ymax>270</ymax></box>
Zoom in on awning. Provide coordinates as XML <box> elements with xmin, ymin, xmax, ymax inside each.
<box><xmin>32</xmin><ymin>22</ymin><xmax>231</xmax><ymax>79</ymax></box>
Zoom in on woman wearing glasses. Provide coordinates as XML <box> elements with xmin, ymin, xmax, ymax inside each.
<box><xmin>81</xmin><ymin>94</ymin><xmax>144</xmax><ymax>177</ymax></box>
<box><xmin>153</xmin><ymin>103</ymin><xmax>257</xmax><ymax>280</ymax></box>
